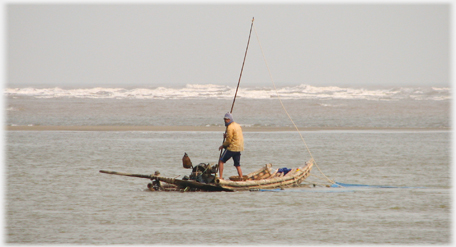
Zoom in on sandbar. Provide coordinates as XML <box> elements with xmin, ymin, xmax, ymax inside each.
<box><xmin>5</xmin><ymin>125</ymin><xmax>449</xmax><ymax>132</ymax></box>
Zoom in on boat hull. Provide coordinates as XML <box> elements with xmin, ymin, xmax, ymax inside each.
<box><xmin>100</xmin><ymin>159</ymin><xmax>314</xmax><ymax>192</ymax></box>
<box><xmin>216</xmin><ymin>159</ymin><xmax>314</xmax><ymax>191</ymax></box>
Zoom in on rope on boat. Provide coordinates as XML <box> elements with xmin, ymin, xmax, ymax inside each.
<box><xmin>309</xmin><ymin>174</ymin><xmax>334</xmax><ymax>185</ymax></box>
<box><xmin>303</xmin><ymin>180</ymin><xmax>333</xmax><ymax>187</ymax></box>
<box><xmin>252</xmin><ymin>23</ymin><xmax>335</xmax><ymax>185</ymax></box>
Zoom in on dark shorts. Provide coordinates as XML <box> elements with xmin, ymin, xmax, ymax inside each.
<box><xmin>220</xmin><ymin>150</ymin><xmax>241</xmax><ymax>167</ymax></box>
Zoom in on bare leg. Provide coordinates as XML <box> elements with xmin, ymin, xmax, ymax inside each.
<box><xmin>218</xmin><ymin>160</ymin><xmax>224</xmax><ymax>179</ymax></box>
<box><xmin>236</xmin><ymin>166</ymin><xmax>243</xmax><ymax>178</ymax></box>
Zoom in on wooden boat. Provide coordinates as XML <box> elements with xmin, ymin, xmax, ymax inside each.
<box><xmin>216</xmin><ymin>160</ymin><xmax>314</xmax><ymax>191</ymax></box>
<box><xmin>99</xmin><ymin>158</ymin><xmax>314</xmax><ymax>192</ymax></box>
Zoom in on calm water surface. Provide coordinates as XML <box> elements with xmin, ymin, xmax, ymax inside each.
<box><xmin>6</xmin><ymin>130</ymin><xmax>450</xmax><ymax>244</ymax></box>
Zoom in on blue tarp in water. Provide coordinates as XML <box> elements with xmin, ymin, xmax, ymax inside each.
<box><xmin>331</xmin><ymin>182</ymin><xmax>397</xmax><ymax>188</ymax></box>
<box><xmin>252</xmin><ymin>188</ymin><xmax>355</xmax><ymax>193</ymax></box>
<box><xmin>250</xmin><ymin>182</ymin><xmax>425</xmax><ymax>192</ymax></box>
<box><xmin>331</xmin><ymin>182</ymin><xmax>425</xmax><ymax>189</ymax></box>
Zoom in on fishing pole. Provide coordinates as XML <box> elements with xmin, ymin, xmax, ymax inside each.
<box><xmin>217</xmin><ymin>17</ymin><xmax>254</xmax><ymax>172</ymax></box>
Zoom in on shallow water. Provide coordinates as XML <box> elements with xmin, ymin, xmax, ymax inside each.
<box><xmin>6</xmin><ymin>130</ymin><xmax>450</xmax><ymax>244</ymax></box>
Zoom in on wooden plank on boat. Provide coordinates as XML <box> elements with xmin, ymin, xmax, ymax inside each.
<box><xmin>99</xmin><ymin>170</ymin><xmax>153</xmax><ymax>179</ymax></box>
<box><xmin>158</xmin><ymin>177</ymin><xmax>234</xmax><ymax>192</ymax></box>
<box><xmin>99</xmin><ymin>170</ymin><xmax>233</xmax><ymax>192</ymax></box>
<box><xmin>246</xmin><ymin>163</ymin><xmax>272</xmax><ymax>180</ymax></box>
<box><xmin>229</xmin><ymin>175</ymin><xmax>248</xmax><ymax>181</ymax></box>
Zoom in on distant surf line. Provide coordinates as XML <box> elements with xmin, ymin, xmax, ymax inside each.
<box><xmin>5</xmin><ymin>84</ymin><xmax>450</xmax><ymax>101</ymax></box>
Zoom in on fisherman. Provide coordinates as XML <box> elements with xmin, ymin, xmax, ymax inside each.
<box><xmin>218</xmin><ymin>112</ymin><xmax>244</xmax><ymax>180</ymax></box>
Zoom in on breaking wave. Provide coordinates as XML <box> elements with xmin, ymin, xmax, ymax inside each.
<box><xmin>5</xmin><ymin>84</ymin><xmax>450</xmax><ymax>101</ymax></box>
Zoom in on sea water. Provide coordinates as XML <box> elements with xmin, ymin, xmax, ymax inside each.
<box><xmin>6</xmin><ymin>85</ymin><xmax>449</xmax><ymax>129</ymax></box>
<box><xmin>5</xmin><ymin>84</ymin><xmax>451</xmax><ymax>244</ymax></box>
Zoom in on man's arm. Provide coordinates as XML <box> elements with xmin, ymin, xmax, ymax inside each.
<box><xmin>222</xmin><ymin>126</ymin><xmax>234</xmax><ymax>149</ymax></box>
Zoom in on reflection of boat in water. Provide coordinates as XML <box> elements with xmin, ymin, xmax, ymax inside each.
<box><xmin>99</xmin><ymin>158</ymin><xmax>314</xmax><ymax>192</ymax></box>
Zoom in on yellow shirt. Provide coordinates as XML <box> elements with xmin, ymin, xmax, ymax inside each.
<box><xmin>223</xmin><ymin>122</ymin><xmax>244</xmax><ymax>152</ymax></box>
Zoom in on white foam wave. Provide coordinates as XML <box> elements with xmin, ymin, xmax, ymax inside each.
<box><xmin>4</xmin><ymin>84</ymin><xmax>450</xmax><ymax>101</ymax></box>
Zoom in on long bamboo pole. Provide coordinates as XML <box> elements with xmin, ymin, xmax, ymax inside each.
<box><xmin>230</xmin><ymin>17</ymin><xmax>254</xmax><ymax>113</ymax></box>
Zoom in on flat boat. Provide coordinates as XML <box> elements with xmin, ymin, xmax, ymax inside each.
<box><xmin>99</xmin><ymin>159</ymin><xmax>314</xmax><ymax>192</ymax></box>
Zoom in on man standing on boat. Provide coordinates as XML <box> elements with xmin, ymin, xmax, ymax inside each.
<box><xmin>218</xmin><ymin>112</ymin><xmax>244</xmax><ymax>180</ymax></box>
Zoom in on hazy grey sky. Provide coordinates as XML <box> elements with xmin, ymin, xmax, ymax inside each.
<box><xmin>7</xmin><ymin>4</ymin><xmax>450</xmax><ymax>88</ymax></box>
